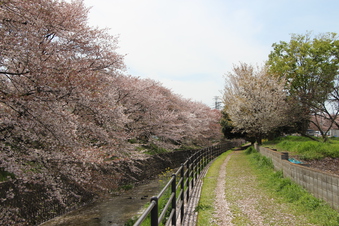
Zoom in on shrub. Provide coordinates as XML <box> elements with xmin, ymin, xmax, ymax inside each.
<box><xmin>244</xmin><ymin>146</ymin><xmax>257</xmax><ymax>155</ymax></box>
<box><xmin>251</xmin><ymin>153</ymin><xmax>274</xmax><ymax>169</ymax></box>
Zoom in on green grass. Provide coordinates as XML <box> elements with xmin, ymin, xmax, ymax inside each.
<box><xmin>247</xmin><ymin>147</ymin><xmax>339</xmax><ymax>225</ymax></box>
<box><xmin>196</xmin><ymin>150</ymin><xmax>232</xmax><ymax>226</ymax></box>
<box><xmin>263</xmin><ymin>135</ymin><xmax>339</xmax><ymax>160</ymax></box>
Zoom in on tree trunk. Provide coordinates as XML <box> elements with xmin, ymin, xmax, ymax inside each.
<box><xmin>256</xmin><ymin>133</ymin><xmax>262</xmax><ymax>145</ymax></box>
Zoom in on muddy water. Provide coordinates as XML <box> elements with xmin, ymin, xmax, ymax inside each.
<box><xmin>40</xmin><ymin>180</ymin><xmax>162</xmax><ymax>226</ymax></box>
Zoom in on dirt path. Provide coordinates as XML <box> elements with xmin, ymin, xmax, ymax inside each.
<box><xmin>213</xmin><ymin>153</ymin><xmax>234</xmax><ymax>225</ymax></box>
<box><xmin>212</xmin><ymin>150</ymin><xmax>312</xmax><ymax>226</ymax></box>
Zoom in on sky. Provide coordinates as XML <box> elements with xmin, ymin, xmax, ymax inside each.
<box><xmin>83</xmin><ymin>0</ymin><xmax>339</xmax><ymax>108</ymax></box>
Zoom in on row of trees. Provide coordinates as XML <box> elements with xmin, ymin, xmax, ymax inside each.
<box><xmin>222</xmin><ymin>32</ymin><xmax>339</xmax><ymax>143</ymax></box>
<box><xmin>0</xmin><ymin>0</ymin><xmax>222</xmax><ymax>176</ymax></box>
<box><xmin>0</xmin><ymin>1</ymin><xmax>221</xmax><ymax>224</ymax></box>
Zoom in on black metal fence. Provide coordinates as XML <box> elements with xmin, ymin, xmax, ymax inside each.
<box><xmin>133</xmin><ymin>141</ymin><xmax>241</xmax><ymax>226</ymax></box>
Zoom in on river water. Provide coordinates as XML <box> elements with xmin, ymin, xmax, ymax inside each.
<box><xmin>40</xmin><ymin>179</ymin><xmax>162</xmax><ymax>226</ymax></box>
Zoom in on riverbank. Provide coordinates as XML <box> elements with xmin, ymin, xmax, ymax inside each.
<box><xmin>40</xmin><ymin>179</ymin><xmax>163</xmax><ymax>226</ymax></box>
<box><xmin>0</xmin><ymin>149</ymin><xmax>195</xmax><ymax>225</ymax></box>
<box><xmin>197</xmin><ymin>148</ymin><xmax>339</xmax><ymax>225</ymax></box>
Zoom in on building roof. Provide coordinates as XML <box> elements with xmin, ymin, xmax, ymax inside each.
<box><xmin>309</xmin><ymin>115</ymin><xmax>339</xmax><ymax>131</ymax></box>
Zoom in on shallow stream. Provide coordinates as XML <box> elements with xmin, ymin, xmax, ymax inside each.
<box><xmin>40</xmin><ymin>179</ymin><xmax>162</xmax><ymax>226</ymax></box>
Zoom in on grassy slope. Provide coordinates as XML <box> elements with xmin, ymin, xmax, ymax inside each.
<box><xmin>263</xmin><ymin>136</ymin><xmax>339</xmax><ymax>160</ymax></box>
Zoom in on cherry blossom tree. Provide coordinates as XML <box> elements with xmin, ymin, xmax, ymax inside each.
<box><xmin>113</xmin><ymin>75</ymin><xmax>222</xmax><ymax>146</ymax></box>
<box><xmin>0</xmin><ymin>0</ymin><xmax>126</xmax><ymax>151</ymax></box>
<box><xmin>0</xmin><ymin>0</ymin><xmax>223</xmax><ymax>161</ymax></box>
<box><xmin>0</xmin><ymin>0</ymin><xmax>126</xmax><ymax>208</ymax></box>
<box><xmin>179</xmin><ymin>100</ymin><xmax>222</xmax><ymax>145</ymax></box>
<box><xmin>223</xmin><ymin>63</ymin><xmax>289</xmax><ymax>144</ymax></box>
<box><xmin>0</xmin><ymin>1</ymin><xmax>223</xmax><ymax>223</ymax></box>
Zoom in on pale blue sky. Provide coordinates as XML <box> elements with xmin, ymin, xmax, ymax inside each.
<box><xmin>83</xmin><ymin>0</ymin><xmax>339</xmax><ymax>108</ymax></box>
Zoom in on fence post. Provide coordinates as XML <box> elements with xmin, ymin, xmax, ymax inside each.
<box><xmin>171</xmin><ymin>174</ymin><xmax>176</xmax><ymax>226</ymax></box>
<box><xmin>281</xmin><ymin>152</ymin><xmax>289</xmax><ymax>160</ymax></box>
<box><xmin>196</xmin><ymin>150</ymin><xmax>201</xmax><ymax>180</ymax></box>
<box><xmin>186</xmin><ymin>160</ymin><xmax>190</xmax><ymax>202</ymax></box>
<box><xmin>180</xmin><ymin>164</ymin><xmax>185</xmax><ymax>223</ymax></box>
<box><xmin>191</xmin><ymin>157</ymin><xmax>195</xmax><ymax>189</ymax></box>
<box><xmin>203</xmin><ymin>148</ymin><xmax>207</xmax><ymax>167</ymax></box>
<box><xmin>201</xmin><ymin>149</ymin><xmax>204</xmax><ymax>171</ymax></box>
<box><xmin>150</xmin><ymin>197</ymin><xmax>158</xmax><ymax>226</ymax></box>
<box><xmin>200</xmin><ymin>149</ymin><xmax>204</xmax><ymax>172</ymax></box>
<box><xmin>197</xmin><ymin>150</ymin><xmax>201</xmax><ymax>175</ymax></box>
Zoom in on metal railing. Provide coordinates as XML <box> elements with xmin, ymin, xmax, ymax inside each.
<box><xmin>133</xmin><ymin>142</ymin><xmax>239</xmax><ymax>226</ymax></box>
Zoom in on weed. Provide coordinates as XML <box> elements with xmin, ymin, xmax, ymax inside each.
<box><xmin>195</xmin><ymin>204</ymin><xmax>212</xmax><ymax>211</ymax></box>
<box><xmin>120</xmin><ymin>184</ymin><xmax>134</xmax><ymax>191</ymax></box>
<box><xmin>124</xmin><ymin>217</ymin><xmax>137</xmax><ymax>226</ymax></box>
<box><xmin>135</xmin><ymin>146</ymin><xmax>146</xmax><ymax>152</ymax></box>
<box><xmin>250</xmin><ymin>152</ymin><xmax>274</xmax><ymax>169</ymax></box>
<box><xmin>144</xmin><ymin>143</ymin><xmax>168</xmax><ymax>155</ymax></box>
<box><xmin>127</xmin><ymin>138</ymin><xmax>138</xmax><ymax>144</ymax></box>
<box><xmin>244</xmin><ymin>146</ymin><xmax>256</xmax><ymax>155</ymax></box>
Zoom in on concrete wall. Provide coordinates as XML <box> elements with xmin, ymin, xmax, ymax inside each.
<box><xmin>254</xmin><ymin>144</ymin><xmax>339</xmax><ymax>211</ymax></box>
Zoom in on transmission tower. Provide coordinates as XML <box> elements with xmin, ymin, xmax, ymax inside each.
<box><xmin>214</xmin><ymin>96</ymin><xmax>222</xmax><ymax>110</ymax></box>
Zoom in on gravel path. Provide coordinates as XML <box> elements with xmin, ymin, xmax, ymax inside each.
<box><xmin>214</xmin><ymin>150</ymin><xmax>313</xmax><ymax>226</ymax></box>
<box><xmin>212</xmin><ymin>153</ymin><xmax>234</xmax><ymax>225</ymax></box>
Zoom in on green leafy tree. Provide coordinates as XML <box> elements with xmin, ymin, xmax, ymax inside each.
<box><xmin>267</xmin><ymin>32</ymin><xmax>339</xmax><ymax>137</ymax></box>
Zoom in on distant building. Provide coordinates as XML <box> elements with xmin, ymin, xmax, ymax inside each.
<box><xmin>308</xmin><ymin>115</ymin><xmax>339</xmax><ymax>137</ymax></box>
